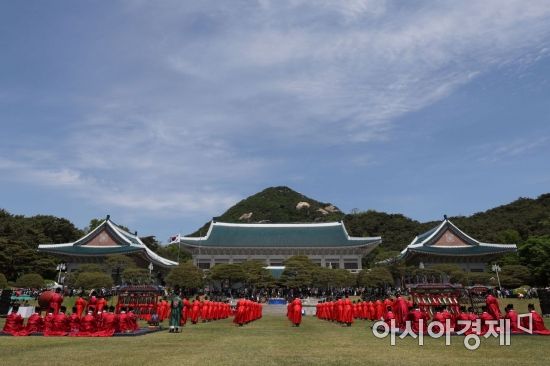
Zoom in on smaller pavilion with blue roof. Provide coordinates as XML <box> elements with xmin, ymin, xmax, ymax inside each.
<box><xmin>38</xmin><ymin>216</ymin><xmax>178</xmax><ymax>278</ymax></box>
<box><xmin>385</xmin><ymin>216</ymin><xmax>517</xmax><ymax>272</ymax></box>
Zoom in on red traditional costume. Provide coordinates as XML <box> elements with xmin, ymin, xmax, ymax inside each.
<box><xmin>486</xmin><ymin>294</ymin><xmax>502</xmax><ymax>319</ymax></box>
<box><xmin>75</xmin><ymin>297</ymin><xmax>87</xmax><ymax>318</ymax></box>
<box><xmin>75</xmin><ymin>311</ymin><xmax>96</xmax><ymax>336</ymax></box>
<box><xmin>343</xmin><ymin>298</ymin><xmax>353</xmax><ymax>325</ymax></box>
<box><xmin>21</xmin><ymin>311</ymin><xmax>44</xmax><ymax>335</ymax></box>
<box><xmin>524</xmin><ymin>310</ymin><xmax>550</xmax><ymax>335</ymax></box>
<box><xmin>95</xmin><ymin>311</ymin><xmax>118</xmax><ymax>337</ymax></box>
<box><xmin>191</xmin><ymin>299</ymin><xmax>200</xmax><ymax>324</ymax></box>
<box><xmin>45</xmin><ymin>312</ymin><xmax>69</xmax><ymax>336</ymax></box>
<box><xmin>50</xmin><ymin>291</ymin><xmax>63</xmax><ymax>315</ymax></box>
<box><xmin>290</xmin><ymin>298</ymin><xmax>302</xmax><ymax>326</ymax></box>
<box><xmin>96</xmin><ymin>297</ymin><xmax>107</xmax><ymax>314</ymax></box>
<box><xmin>2</xmin><ymin>311</ymin><xmax>24</xmax><ymax>335</ymax></box>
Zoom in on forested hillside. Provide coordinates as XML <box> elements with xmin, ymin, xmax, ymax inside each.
<box><xmin>2</xmin><ymin>188</ymin><xmax>549</xmax><ymax>285</ymax></box>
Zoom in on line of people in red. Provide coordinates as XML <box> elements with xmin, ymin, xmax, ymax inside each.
<box><xmin>2</xmin><ymin>304</ymin><xmax>140</xmax><ymax>337</ymax></box>
<box><xmin>317</xmin><ymin>297</ymin><xmax>406</xmax><ymax>325</ymax></box>
<box><xmin>316</xmin><ymin>293</ymin><xmax>550</xmax><ymax>336</ymax></box>
<box><xmin>195</xmin><ymin>297</ymin><xmax>232</xmax><ymax>324</ymax></box>
<box><xmin>74</xmin><ymin>295</ymin><xmax>108</xmax><ymax>317</ymax></box>
<box><xmin>233</xmin><ymin>299</ymin><xmax>263</xmax><ymax>326</ymax></box>
<box><xmin>156</xmin><ymin>296</ymin><xmax>232</xmax><ymax>326</ymax></box>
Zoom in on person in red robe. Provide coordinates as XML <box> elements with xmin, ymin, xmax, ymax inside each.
<box><xmin>87</xmin><ymin>293</ymin><xmax>98</xmax><ymax>314</ymax></box>
<box><xmin>393</xmin><ymin>296</ymin><xmax>409</xmax><ymax>328</ymax></box>
<box><xmin>315</xmin><ymin>302</ymin><xmax>321</xmax><ymax>319</ymax></box>
<box><xmin>127</xmin><ymin>307</ymin><xmax>139</xmax><ymax>332</ymax></box>
<box><xmin>234</xmin><ymin>299</ymin><xmax>245</xmax><ymax>326</ymax></box>
<box><xmin>95</xmin><ymin>306</ymin><xmax>118</xmax><ymax>337</ymax></box>
<box><xmin>375</xmin><ymin>300</ymin><xmax>384</xmax><ymax>321</ymax></box>
<box><xmin>361</xmin><ymin>301</ymin><xmax>369</xmax><ymax>320</ymax></box>
<box><xmin>486</xmin><ymin>293</ymin><xmax>502</xmax><ymax>320</ymax></box>
<box><xmin>156</xmin><ymin>299</ymin><xmax>164</xmax><ymax>321</ymax></box>
<box><xmin>383</xmin><ymin>306</ymin><xmax>395</xmax><ymax>328</ymax></box>
<box><xmin>96</xmin><ymin>296</ymin><xmax>107</xmax><ymax>314</ymax></box>
<box><xmin>504</xmin><ymin>304</ymin><xmax>522</xmax><ymax>333</ymax></box>
<box><xmin>525</xmin><ymin>304</ymin><xmax>550</xmax><ymax>335</ymax></box>
<box><xmin>157</xmin><ymin>299</ymin><xmax>167</xmax><ymax>321</ymax></box>
<box><xmin>479</xmin><ymin>306</ymin><xmax>494</xmax><ymax>335</ymax></box>
<box><xmin>43</xmin><ymin>310</ymin><xmax>55</xmax><ymax>335</ymax></box>
<box><xmin>191</xmin><ymin>297</ymin><xmax>201</xmax><ymax>324</ymax></box>
<box><xmin>69</xmin><ymin>306</ymin><xmax>81</xmax><ymax>335</ymax></box>
<box><xmin>2</xmin><ymin>304</ymin><xmax>24</xmax><ymax>335</ymax></box>
<box><xmin>343</xmin><ymin>297</ymin><xmax>353</xmax><ymax>326</ymax></box>
<box><xmin>336</xmin><ymin>298</ymin><xmax>344</xmax><ymax>323</ymax></box>
<box><xmin>286</xmin><ymin>300</ymin><xmax>293</xmax><ymax>322</ymax></box>
<box><xmin>368</xmin><ymin>301</ymin><xmax>376</xmax><ymax>321</ymax></box>
<box><xmin>50</xmin><ymin>288</ymin><xmax>64</xmax><ymax>315</ymax></box>
<box><xmin>201</xmin><ymin>298</ymin><xmax>210</xmax><ymax>322</ymax></box>
<box><xmin>248</xmin><ymin>300</ymin><xmax>256</xmax><ymax>323</ymax></box>
<box><xmin>441</xmin><ymin>306</ymin><xmax>455</xmax><ymax>330</ymax></box>
<box><xmin>407</xmin><ymin>304</ymin><xmax>427</xmax><ymax>334</ymax></box>
<box><xmin>290</xmin><ymin>298</ymin><xmax>302</xmax><ymax>327</ymax></box>
<box><xmin>18</xmin><ymin>307</ymin><xmax>44</xmax><ymax>336</ymax></box>
<box><xmin>180</xmin><ymin>297</ymin><xmax>191</xmax><ymax>326</ymax></box>
<box><xmin>461</xmin><ymin>307</ymin><xmax>478</xmax><ymax>335</ymax></box>
<box><xmin>454</xmin><ymin>306</ymin><xmax>471</xmax><ymax>334</ymax></box>
<box><xmin>45</xmin><ymin>306</ymin><xmax>69</xmax><ymax>336</ymax></box>
<box><xmin>75</xmin><ymin>296</ymin><xmax>87</xmax><ymax>318</ymax></box>
<box><xmin>431</xmin><ymin>307</ymin><xmax>446</xmax><ymax>334</ymax></box>
<box><xmin>383</xmin><ymin>298</ymin><xmax>393</xmax><ymax>314</ymax></box>
<box><xmin>118</xmin><ymin>310</ymin><xmax>130</xmax><ymax>333</ymax></box>
<box><xmin>75</xmin><ymin>311</ymin><xmax>96</xmax><ymax>336</ymax></box>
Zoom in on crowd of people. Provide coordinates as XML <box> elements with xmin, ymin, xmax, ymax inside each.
<box><xmin>3</xmin><ymin>286</ymin><xmax>549</xmax><ymax>337</ymax></box>
<box><xmin>2</xmin><ymin>303</ymin><xmax>139</xmax><ymax>337</ymax></box>
<box><xmin>160</xmin><ymin>295</ymin><xmax>233</xmax><ymax>333</ymax></box>
<box><xmin>233</xmin><ymin>299</ymin><xmax>263</xmax><ymax>326</ymax></box>
<box><xmin>316</xmin><ymin>293</ymin><xmax>550</xmax><ymax>336</ymax></box>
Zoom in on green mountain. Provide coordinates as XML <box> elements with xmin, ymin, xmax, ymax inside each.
<box><xmin>188</xmin><ymin>186</ymin><xmax>345</xmax><ymax>236</ymax></box>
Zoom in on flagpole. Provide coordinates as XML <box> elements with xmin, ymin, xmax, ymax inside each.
<box><xmin>176</xmin><ymin>233</ymin><xmax>182</xmax><ymax>264</ymax></box>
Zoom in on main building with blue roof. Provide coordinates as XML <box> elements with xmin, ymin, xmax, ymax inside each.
<box><xmin>175</xmin><ymin>221</ymin><xmax>382</xmax><ymax>272</ymax></box>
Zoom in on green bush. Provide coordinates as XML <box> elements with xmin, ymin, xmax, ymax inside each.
<box><xmin>166</xmin><ymin>261</ymin><xmax>203</xmax><ymax>290</ymax></box>
<box><xmin>15</xmin><ymin>273</ymin><xmax>45</xmax><ymax>289</ymax></box>
<box><xmin>0</xmin><ymin>273</ymin><xmax>8</xmax><ymax>289</ymax></box>
<box><xmin>357</xmin><ymin>267</ymin><xmax>394</xmax><ymax>288</ymax></box>
<box><xmin>122</xmin><ymin>268</ymin><xmax>151</xmax><ymax>285</ymax></box>
<box><xmin>75</xmin><ymin>272</ymin><xmax>113</xmax><ymax>289</ymax></box>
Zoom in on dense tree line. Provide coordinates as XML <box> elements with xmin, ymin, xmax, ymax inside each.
<box><xmin>0</xmin><ymin>209</ymin><xmax>83</xmax><ymax>281</ymax></box>
<box><xmin>0</xmin><ymin>212</ymin><xmax>188</xmax><ymax>283</ymax></box>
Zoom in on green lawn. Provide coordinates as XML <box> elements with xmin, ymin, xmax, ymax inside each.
<box><xmin>1</xmin><ymin>298</ymin><xmax>549</xmax><ymax>366</ymax></box>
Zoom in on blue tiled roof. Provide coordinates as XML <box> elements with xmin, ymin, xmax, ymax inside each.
<box><xmin>179</xmin><ymin>222</ymin><xmax>381</xmax><ymax>248</ymax></box>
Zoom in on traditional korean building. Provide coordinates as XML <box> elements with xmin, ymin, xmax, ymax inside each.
<box><xmin>38</xmin><ymin>216</ymin><xmax>178</xmax><ymax>276</ymax></box>
<box><xmin>175</xmin><ymin>221</ymin><xmax>381</xmax><ymax>273</ymax></box>
<box><xmin>388</xmin><ymin>216</ymin><xmax>517</xmax><ymax>272</ymax></box>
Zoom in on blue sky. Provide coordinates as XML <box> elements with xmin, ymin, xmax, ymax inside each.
<box><xmin>1</xmin><ymin>1</ymin><xmax>550</xmax><ymax>242</ymax></box>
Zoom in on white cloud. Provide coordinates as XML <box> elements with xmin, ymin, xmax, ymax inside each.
<box><xmin>2</xmin><ymin>0</ymin><xmax>550</xmax><ymax>217</ymax></box>
<box><xmin>477</xmin><ymin>137</ymin><xmax>550</xmax><ymax>163</ymax></box>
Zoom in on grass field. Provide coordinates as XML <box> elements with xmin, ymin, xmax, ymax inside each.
<box><xmin>1</xmin><ymin>299</ymin><xmax>549</xmax><ymax>366</ymax></box>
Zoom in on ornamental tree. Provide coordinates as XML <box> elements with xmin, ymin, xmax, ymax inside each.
<box><xmin>15</xmin><ymin>273</ymin><xmax>44</xmax><ymax>289</ymax></box>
